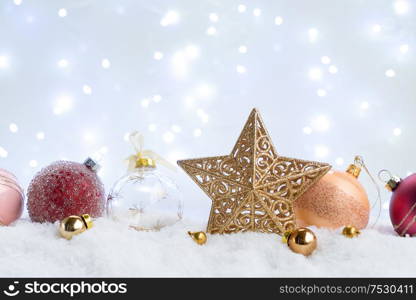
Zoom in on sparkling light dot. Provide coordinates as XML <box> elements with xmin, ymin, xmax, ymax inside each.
<box><xmin>83</xmin><ymin>131</ymin><xmax>96</xmax><ymax>143</ymax></box>
<box><xmin>116</xmin><ymin>6</ymin><xmax>125</xmax><ymax>15</ymax></box>
<box><xmin>335</xmin><ymin>157</ymin><xmax>344</xmax><ymax>165</ymax></box>
<box><xmin>58</xmin><ymin>8</ymin><xmax>67</xmax><ymax>18</ymax></box>
<box><xmin>236</xmin><ymin>65</ymin><xmax>247</xmax><ymax>74</ymax></box>
<box><xmin>393</xmin><ymin>128</ymin><xmax>402</xmax><ymax>136</ymax></box>
<box><xmin>317</xmin><ymin>89</ymin><xmax>327</xmax><ymax>97</ymax></box>
<box><xmin>141</xmin><ymin>98</ymin><xmax>150</xmax><ymax>108</ymax></box>
<box><xmin>372</xmin><ymin>24</ymin><xmax>381</xmax><ymax>33</ymax></box>
<box><xmin>308</xmin><ymin>68</ymin><xmax>322</xmax><ymax>80</ymax></box>
<box><xmin>360</xmin><ymin>101</ymin><xmax>369</xmax><ymax>110</ymax></box>
<box><xmin>238</xmin><ymin>45</ymin><xmax>248</xmax><ymax>54</ymax></box>
<box><xmin>303</xmin><ymin>126</ymin><xmax>312</xmax><ymax>135</ymax></box>
<box><xmin>82</xmin><ymin>85</ymin><xmax>92</xmax><ymax>95</ymax></box>
<box><xmin>315</xmin><ymin>145</ymin><xmax>329</xmax><ymax>158</ymax></box>
<box><xmin>154</xmin><ymin>51</ymin><xmax>164</xmax><ymax>60</ymax></box>
<box><xmin>328</xmin><ymin>65</ymin><xmax>338</xmax><ymax>74</ymax></box>
<box><xmin>148</xmin><ymin>124</ymin><xmax>157</xmax><ymax>132</ymax></box>
<box><xmin>0</xmin><ymin>56</ymin><xmax>9</xmax><ymax>69</ymax></box>
<box><xmin>312</xmin><ymin>115</ymin><xmax>330</xmax><ymax>132</ymax></box>
<box><xmin>185</xmin><ymin>45</ymin><xmax>200</xmax><ymax>59</ymax></box>
<box><xmin>160</xmin><ymin>11</ymin><xmax>180</xmax><ymax>26</ymax></box>
<box><xmin>253</xmin><ymin>8</ymin><xmax>262</xmax><ymax>16</ymax></box>
<box><xmin>206</xmin><ymin>26</ymin><xmax>217</xmax><ymax>35</ymax></box>
<box><xmin>101</xmin><ymin>58</ymin><xmax>111</xmax><ymax>69</ymax></box>
<box><xmin>172</xmin><ymin>125</ymin><xmax>182</xmax><ymax>133</ymax></box>
<box><xmin>13</xmin><ymin>0</ymin><xmax>22</xmax><ymax>5</ymax></box>
<box><xmin>29</xmin><ymin>160</ymin><xmax>38</xmax><ymax>168</ymax></box>
<box><xmin>385</xmin><ymin>69</ymin><xmax>396</xmax><ymax>77</ymax></box>
<box><xmin>238</xmin><ymin>4</ymin><xmax>247</xmax><ymax>13</ymax></box>
<box><xmin>308</xmin><ymin>28</ymin><xmax>319</xmax><ymax>42</ymax></box>
<box><xmin>0</xmin><ymin>147</ymin><xmax>8</xmax><ymax>158</ymax></box>
<box><xmin>209</xmin><ymin>13</ymin><xmax>219</xmax><ymax>22</ymax></box>
<box><xmin>382</xmin><ymin>202</ymin><xmax>389</xmax><ymax>210</ymax></box>
<box><xmin>400</xmin><ymin>44</ymin><xmax>409</xmax><ymax>53</ymax></box>
<box><xmin>360</xmin><ymin>101</ymin><xmax>370</xmax><ymax>110</ymax></box>
<box><xmin>53</xmin><ymin>95</ymin><xmax>73</xmax><ymax>115</ymax></box>
<box><xmin>163</xmin><ymin>131</ymin><xmax>175</xmax><ymax>143</ymax></box>
<box><xmin>9</xmin><ymin>123</ymin><xmax>18</xmax><ymax>133</ymax></box>
<box><xmin>274</xmin><ymin>16</ymin><xmax>283</xmax><ymax>25</ymax></box>
<box><xmin>36</xmin><ymin>131</ymin><xmax>45</xmax><ymax>140</ymax></box>
<box><xmin>394</xmin><ymin>0</ymin><xmax>409</xmax><ymax>14</ymax></box>
<box><xmin>153</xmin><ymin>95</ymin><xmax>162</xmax><ymax>103</ymax></box>
<box><xmin>99</xmin><ymin>146</ymin><xmax>108</xmax><ymax>154</ymax></box>
<box><xmin>193</xmin><ymin>128</ymin><xmax>202</xmax><ymax>137</ymax></box>
<box><xmin>321</xmin><ymin>56</ymin><xmax>331</xmax><ymax>64</ymax></box>
<box><xmin>197</xmin><ymin>109</ymin><xmax>209</xmax><ymax>123</ymax></box>
<box><xmin>57</xmin><ymin>59</ymin><xmax>69</xmax><ymax>68</ymax></box>
<box><xmin>195</xmin><ymin>83</ymin><xmax>215</xmax><ymax>99</ymax></box>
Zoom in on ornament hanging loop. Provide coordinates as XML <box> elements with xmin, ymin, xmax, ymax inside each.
<box><xmin>353</xmin><ymin>155</ymin><xmax>382</xmax><ymax>228</ymax></box>
<box><xmin>378</xmin><ymin>169</ymin><xmax>394</xmax><ymax>183</ymax></box>
<box><xmin>378</xmin><ymin>169</ymin><xmax>401</xmax><ymax>192</ymax></box>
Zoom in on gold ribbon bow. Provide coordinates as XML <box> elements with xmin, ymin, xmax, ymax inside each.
<box><xmin>126</xmin><ymin>131</ymin><xmax>177</xmax><ymax>172</ymax></box>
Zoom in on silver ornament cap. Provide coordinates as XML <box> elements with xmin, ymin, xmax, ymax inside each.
<box><xmin>83</xmin><ymin>157</ymin><xmax>100</xmax><ymax>173</ymax></box>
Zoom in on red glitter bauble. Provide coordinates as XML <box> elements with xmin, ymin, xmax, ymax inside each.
<box><xmin>27</xmin><ymin>160</ymin><xmax>105</xmax><ymax>223</ymax></box>
<box><xmin>390</xmin><ymin>174</ymin><xmax>416</xmax><ymax>236</ymax></box>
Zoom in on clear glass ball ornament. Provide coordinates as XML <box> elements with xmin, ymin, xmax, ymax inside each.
<box><xmin>107</xmin><ymin>165</ymin><xmax>183</xmax><ymax>231</ymax></box>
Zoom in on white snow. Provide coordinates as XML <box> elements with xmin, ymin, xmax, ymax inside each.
<box><xmin>0</xmin><ymin>218</ymin><xmax>413</xmax><ymax>277</ymax></box>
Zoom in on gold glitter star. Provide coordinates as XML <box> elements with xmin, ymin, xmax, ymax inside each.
<box><xmin>178</xmin><ymin>108</ymin><xmax>331</xmax><ymax>235</ymax></box>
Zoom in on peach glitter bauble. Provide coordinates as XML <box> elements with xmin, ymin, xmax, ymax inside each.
<box><xmin>294</xmin><ymin>170</ymin><xmax>370</xmax><ymax>229</ymax></box>
<box><xmin>0</xmin><ymin>169</ymin><xmax>24</xmax><ymax>226</ymax></box>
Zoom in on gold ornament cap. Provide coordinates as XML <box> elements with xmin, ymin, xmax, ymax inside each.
<box><xmin>346</xmin><ymin>164</ymin><xmax>361</xmax><ymax>178</ymax></box>
<box><xmin>385</xmin><ymin>176</ymin><xmax>401</xmax><ymax>192</ymax></box>
<box><xmin>84</xmin><ymin>157</ymin><xmax>101</xmax><ymax>172</ymax></box>
<box><xmin>135</xmin><ymin>156</ymin><xmax>156</xmax><ymax>169</ymax></box>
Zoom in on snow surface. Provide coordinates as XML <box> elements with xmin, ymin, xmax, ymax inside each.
<box><xmin>0</xmin><ymin>218</ymin><xmax>414</xmax><ymax>277</ymax></box>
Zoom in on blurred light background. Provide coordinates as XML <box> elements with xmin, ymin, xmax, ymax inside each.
<box><xmin>0</xmin><ymin>0</ymin><xmax>415</xmax><ymax>221</ymax></box>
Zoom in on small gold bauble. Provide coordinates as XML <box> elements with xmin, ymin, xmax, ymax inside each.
<box><xmin>287</xmin><ymin>227</ymin><xmax>317</xmax><ymax>256</ymax></box>
<box><xmin>59</xmin><ymin>214</ymin><xmax>93</xmax><ymax>240</ymax></box>
<box><xmin>188</xmin><ymin>231</ymin><xmax>207</xmax><ymax>245</ymax></box>
<box><xmin>342</xmin><ymin>225</ymin><xmax>361</xmax><ymax>238</ymax></box>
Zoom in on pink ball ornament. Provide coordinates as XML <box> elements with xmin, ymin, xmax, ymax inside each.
<box><xmin>27</xmin><ymin>158</ymin><xmax>105</xmax><ymax>223</ymax></box>
<box><xmin>0</xmin><ymin>169</ymin><xmax>24</xmax><ymax>226</ymax></box>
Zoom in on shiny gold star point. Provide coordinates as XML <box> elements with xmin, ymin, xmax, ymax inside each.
<box><xmin>178</xmin><ymin>108</ymin><xmax>331</xmax><ymax>235</ymax></box>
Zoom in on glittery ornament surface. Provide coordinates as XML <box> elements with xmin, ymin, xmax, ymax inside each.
<box><xmin>27</xmin><ymin>161</ymin><xmax>105</xmax><ymax>223</ymax></box>
<box><xmin>294</xmin><ymin>170</ymin><xmax>369</xmax><ymax>229</ymax></box>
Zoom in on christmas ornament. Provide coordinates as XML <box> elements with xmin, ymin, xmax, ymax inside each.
<box><xmin>59</xmin><ymin>214</ymin><xmax>93</xmax><ymax>240</ymax></box>
<box><xmin>379</xmin><ymin>170</ymin><xmax>416</xmax><ymax>236</ymax></box>
<box><xmin>0</xmin><ymin>169</ymin><xmax>24</xmax><ymax>225</ymax></box>
<box><xmin>342</xmin><ymin>225</ymin><xmax>360</xmax><ymax>238</ymax></box>
<box><xmin>27</xmin><ymin>158</ymin><xmax>105</xmax><ymax>223</ymax></box>
<box><xmin>188</xmin><ymin>231</ymin><xmax>207</xmax><ymax>245</ymax></box>
<box><xmin>294</xmin><ymin>156</ymin><xmax>371</xmax><ymax>229</ymax></box>
<box><xmin>107</xmin><ymin>131</ymin><xmax>183</xmax><ymax>231</ymax></box>
<box><xmin>178</xmin><ymin>108</ymin><xmax>331</xmax><ymax>235</ymax></box>
<box><xmin>284</xmin><ymin>227</ymin><xmax>317</xmax><ymax>256</ymax></box>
